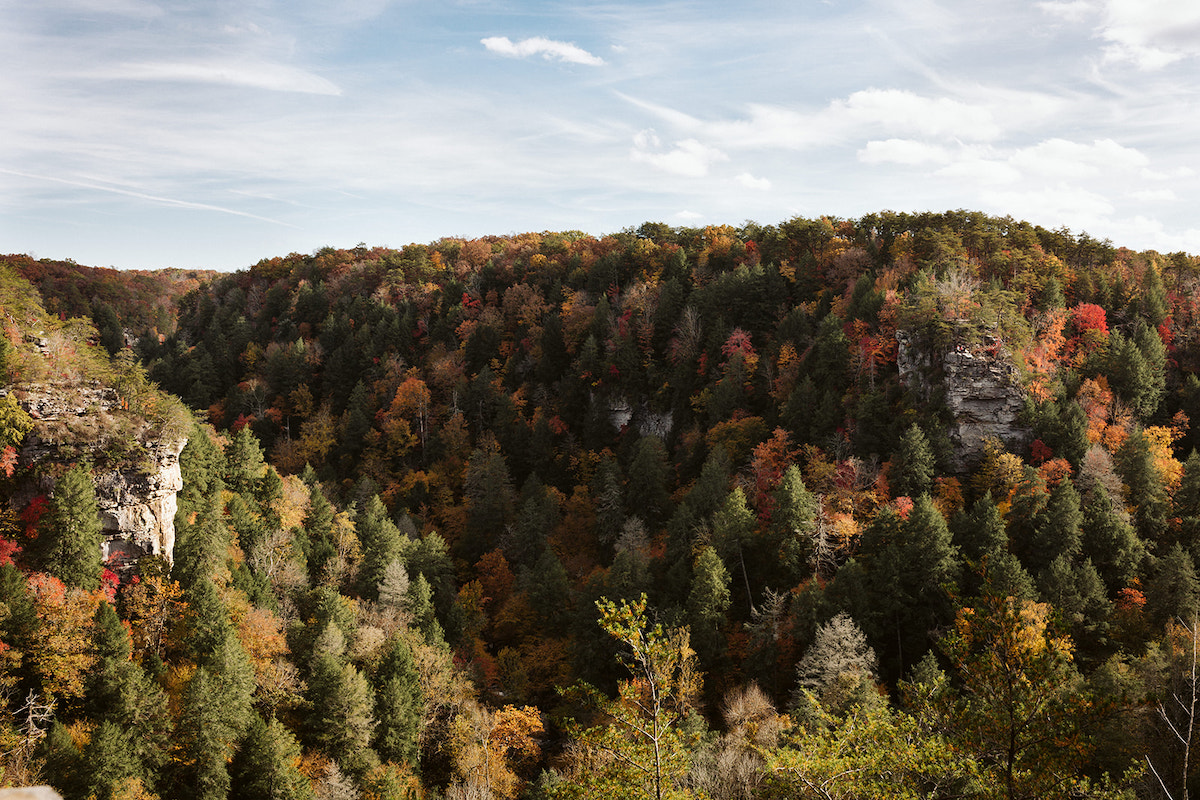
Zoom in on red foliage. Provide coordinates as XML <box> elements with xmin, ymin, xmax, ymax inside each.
<box><xmin>894</xmin><ymin>496</ymin><xmax>914</xmax><ymax>520</ymax></box>
<box><xmin>100</xmin><ymin>568</ymin><xmax>119</xmax><ymax>603</ymax></box>
<box><xmin>21</xmin><ymin>495</ymin><xmax>49</xmax><ymax>539</ymax></box>
<box><xmin>1029</xmin><ymin>438</ymin><xmax>1052</xmax><ymax>465</ymax></box>
<box><xmin>1070</xmin><ymin>303</ymin><xmax>1108</xmax><ymax>337</ymax></box>
<box><xmin>0</xmin><ymin>538</ymin><xmax>20</xmax><ymax>567</ymax></box>
<box><xmin>0</xmin><ymin>445</ymin><xmax>17</xmax><ymax>478</ymax></box>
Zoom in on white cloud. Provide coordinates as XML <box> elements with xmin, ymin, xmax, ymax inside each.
<box><xmin>837</xmin><ymin>89</ymin><xmax>1001</xmax><ymax>141</ymax></box>
<box><xmin>1131</xmin><ymin>188</ymin><xmax>1177</xmax><ymax>202</ymax></box>
<box><xmin>983</xmin><ymin>184</ymin><xmax>1116</xmax><ymax>229</ymax></box>
<box><xmin>1037</xmin><ymin>1</ymin><xmax>1094</xmax><ymax>23</ymax></box>
<box><xmin>1009</xmin><ymin>138</ymin><xmax>1147</xmax><ymax>178</ymax></box>
<box><xmin>935</xmin><ymin>159</ymin><xmax>1022</xmax><ymax>185</ymax></box>
<box><xmin>481</xmin><ymin>36</ymin><xmax>605</xmax><ymax>66</ymax></box>
<box><xmin>630</xmin><ymin>131</ymin><xmax>727</xmax><ymax>177</ymax></box>
<box><xmin>735</xmin><ymin>172</ymin><xmax>771</xmax><ymax>190</ymax></box>
<box><xmin>1099</xmin><ymin>0</ymin><xmax>1200</xmax><ymax>69</ymax></box>
<box><xmin>858</xmin><ymin>138</ymin><xmax>950</xmax><ymax>165</ymax></box>
<box><xmin>93</xmin><ymin>60</ymin><xmax>342</xmax><ymax>95</ymax></box>
<box><xmin>675</xmin><ymin>210</ymin><xmax>704</xmax><ymax>220</ymax></box>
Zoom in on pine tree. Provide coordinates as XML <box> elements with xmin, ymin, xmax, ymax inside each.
<box><xmin>356</xmin><ymin>495</ymin><xmax>405</xmax><ymax>601</ymax></box>
<box><xmin>307</xmin><ymin>638</ymin><xmax>378</xmax><ymax>776</ymax></box>
<box><xmin>372</xmin><ymin>635</ymin><xmax>423</xmax><ymax>767</ymax></box>
<box><xmin>174</xmin><ymin>668</ymin><xmax>238</xmax><ymax>800</ymax></box>
<box><xmin>303</xmin><ymin>484</ymin><xmax>337</xmax><ymax>585</ymax></box>
<box><xmin>771</xmin><ymin>464</ymin><xmax>819</xmax><ymax>585</ymax></box>
<box><xmin>626</xmin><ymin>436</ymin><xmax>671</xmax><ymax>530</ymax></box>
<box><xmin>1081</xmin><ymin>473</ymin><xmax>1147</xmax><ymax>594</ymax></box>
<box><xmin>1146</xmin><ymin>544</ymin><xmax>1200</xmax><ymax>630</ymax></box>
<box><xmin>78</xmin><ymin>721</ymin><xmax>141</xmax><ymax>800</ymax></box>
<box><xmin>224</xmin><ymin>425</ymin><xmax>267</xmax><ymax>496</ymax></box>
<box><xmin>231</xmin><ymin>714</ymin><xmax>315</xmax><ymax>800</ymax></box>
<box><xmin>38</xmin><ymin>462</ymin><xmax>102</xmax><ymax>590</ymax></box>
<box><xmin>891</xmin><ymin>424</ymin><xmax>935</xmax><ymax>499</ymax></box>
<box><xmin>687</xmin><ymin>546</ymin><xmax>731</xmax><ymax>664</ymax></box>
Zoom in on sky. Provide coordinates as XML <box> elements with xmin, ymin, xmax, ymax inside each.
<box><xmin>3</xmin><ymin>0</ymin><xmax>1200</xmax><ymax>271</ymax></box>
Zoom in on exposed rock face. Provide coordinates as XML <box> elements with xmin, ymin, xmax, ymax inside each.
<box><xmin>12</xmin><ymin>384</ymin><xmax>186</xmax><ymax>568</ymax></box>
<box><xmin>92</xmin><ymin>439</ymin><xmax>185</xmax><ymax>568</ymax></box>
<box><xmin>606</xmin><ymin>395</ymin><xmax>673</xmax><ymax>438</ymax></box>
<box><xmin>941</xmin><ymin>344</ymin><xmax>1029</xmax><ymax>471</ymax></box>
<box><xmin>897</xmin><ymin>333</ymin><xmax>1029</xmax><ymax>471</ymax></box>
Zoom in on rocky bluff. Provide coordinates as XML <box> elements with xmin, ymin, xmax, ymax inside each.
<box><xmin>13</xmin><ymin>383</ymin><xmax>186</xmax><ymax>570</ymax></box>
<box><xmin>897</xmin><ymin>332</ymin><xmax>1030</xmax><ymax>472</ymax></box>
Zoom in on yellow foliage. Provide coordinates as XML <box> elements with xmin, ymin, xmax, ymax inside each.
<box><xmin>1144</xmin><ymin>425</ymin><xmax>1184</xmax><ymax>491</ymax></box>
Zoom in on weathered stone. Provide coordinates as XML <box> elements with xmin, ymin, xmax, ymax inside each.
<box><xmin>92</xmin><ymin>438</ymin><xmax>186</xmax><ymax>567</ymax></box>
<box><xmin>12</xmin><ymin>385</ymin><xmax>186</xmax><ymax>568</ymax></box>
<box><xmin>898</xmin><ymin>334</ymin><xmax>1029</xmax><ymax>472</ymax></box>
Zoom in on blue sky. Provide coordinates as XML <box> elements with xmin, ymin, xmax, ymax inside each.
<box><xmin>3</xmin><ymin>0</ymin><xmax>1200</xmax><ymax>270</ymax></box>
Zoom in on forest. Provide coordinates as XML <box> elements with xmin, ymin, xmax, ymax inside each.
<box><xmin>3</xmin><ymin>209</ymin><xmax>1200</xmax><ymax>799</ymax></box>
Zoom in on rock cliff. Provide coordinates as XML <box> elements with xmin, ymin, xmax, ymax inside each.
<box><xmin>12</xmin><ymin>383</ymin><xmax>186</xmax><ymax>569</ymax></box>
<box><xmin>897</xmin><ymin>333</ymin><xmax>1029</xmax><ymax>471</ymax></box>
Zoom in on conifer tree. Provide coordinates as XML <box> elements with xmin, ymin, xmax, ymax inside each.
<box><xmin>372</xmin><ymin>635</ymin><xmax>423</xmax><ymax>767</ymax></box>
<box><xmin>38</xmin><ymin>462</ymin><xmax>102</xmax><ymax>590</ymax></box>
<box><xmin>224</xmin><ymin>424</ymin><xmax>267</xmax><ymax>496</ymax></box>
<box><xmin>891</xmin><ymin>424</ymin><xmax>935</xmax><ymax>499</ymax></box>
<box><xmin>356</xmin><ymin>495</ymin><xmax>405</xmax><ymax>601</ymax></box>
<box><xmin>306</xmin><ymin>627</ymin><xmax>378</xmax><ymax>776</ymax></box>
<box><xmin>231</xmin><ymin>714</ymin><xmax>314</xmax><ymax>800</ymax></box>
<box><xmin>78</xmin><ymin>721</ymin><xmax>141</xmax><ymax>800</ymax></box>
<box><xmin>687</xmin><ymin>546</ymin><xmax>731</xmax><ymax>663</ymax></box>
<box><xmin>771</xmin><ymin>464</ymin><xmax>819</xmax><ymax>585</ymax></box>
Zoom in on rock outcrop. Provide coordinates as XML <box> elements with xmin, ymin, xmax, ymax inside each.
<box><xmin>92</xmin><ymin>438</ymin><xmax>185</xmax><ymax>568</ymax></box>
<box><xmin>12</xmin><ymin>383</ymin><xmax>186</xmax><ymax>569</ymax></box>
<box><xmin>897</xmin><ymin>333</ymin><xmax>1029</xmax><ymax>471</ymax></box>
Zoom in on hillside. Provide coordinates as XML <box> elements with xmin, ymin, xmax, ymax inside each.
<box><xmin>3</xmin><ymin>210</ymin><xmax>1200</xmax><ymax>798</ymax></box>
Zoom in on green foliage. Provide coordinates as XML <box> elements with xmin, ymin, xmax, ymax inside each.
<box><xmin>557</xmin><ymin>594</ymin><xmax>702</xmax><ymax>800</ymax></box>
<box><xmin>37</xmin><ymin>462</ymin><xmax>102</xmax><ymax>590</ymax></box>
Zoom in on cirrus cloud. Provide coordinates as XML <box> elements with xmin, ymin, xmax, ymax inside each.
<box><xmin>481</xmin><ymin>36</ymin><xmax>605</xmax><ymax>66</ymax></box>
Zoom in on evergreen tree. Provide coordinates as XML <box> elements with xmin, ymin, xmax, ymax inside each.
<box><xmin>224</xmin><ymin>425</ymin><xmax>267</xmax><ymax>496</ymax></box>
<box><xmin>891</xmin><ymin>424</ymin><xmax>935</xmax><ymax>499</ymax></box>
<box><xmin>37</xmin><ymin>462</ymin><xmax>102</xmax><ymax>590</ymax></box>
<box><xmin>356</xmin><ymin>495</ymin><xmax>405</xmax><ymax>601</ymax></box>
<box><xmin>1146</xmin><ymin>544</ymin><xmax>1200</xmax><ymax>630</ymax></box>
<box><xmin>1038</xmin><ymin>556</ymin><xmax>1112</xmax><ymax>665</ymax></box>
<box><xmin>463</xmin><ymin>441</ymin><xmax>515</xmax><ymax>565</ymax></box>
<box><xmin>302</xmin><ymin>484</ymin><xmax>337</xmax><ymax>585</ymax></box>
<box><xmin>78</xmin><ymin>721</ymin><xmax>140</xmax><ymax>800</ymax></box>
<box><xmin>231</xmin><ymin>714</ymin><xmax>314</xmax><ymax>800</ymax></box>
<box><xmin>372</xmin><ymin>635</ymin><xmax>423</xmax><ymax>767</ymax></box>
<box><xmin>625</xmin><ymin>436</ymin><xmax>671</xmax><ymax>530</ymax></box>
<box><xmin>1031</xmin><ymin>479</ymin><xmax>1083</xmax><ymax>568</ymax></box>
<box><xmin>1082</xmin><ymin>470</ymin><xmax>1147</xmax><ymax>593</ymax></box>
<box><xmin>306</xmin><ymin>630</ymin><xmax>378</xmax><ymax>776</ymax></box>
<box><xmin>686</xmin><ymin>546</ymin><xmax>731</xmax><ymax>664</ymax></box>
<box><xmin>771</xmin><ymin>464</ymin><xmax>819</xmax><ymax>585</ymax></box>
<box><xmin>952</xmin><ymin>493</ymin><xmax>1006</xmax><ymax>566</ymax></box>
<box><xmin>175</xmin><ymin>668</ymin><xmax>239</xmax><ymax>800</ymax></box>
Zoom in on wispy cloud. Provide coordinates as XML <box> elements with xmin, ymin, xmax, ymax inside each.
<box><xmin>89</xmin><ymin>60</ymin><xmax>342</xmax><ymax>95</ymax></box>
<box><xmin>481</xmin><ymin>36</ymin><xmax>605</xmax><ymax>66</ymax></box>
<box><xmin>0</xmin><ymin>168</ymin><xmax>298</xmax><ymax>228</ymax></box>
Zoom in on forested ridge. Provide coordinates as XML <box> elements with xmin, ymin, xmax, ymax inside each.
<box><xmin>4</xmin><ymin>209</ymin><xmax>1200</xmax><ymax>798</ymax></box>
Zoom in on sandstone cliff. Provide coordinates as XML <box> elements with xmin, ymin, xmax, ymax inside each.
<box><xmin>897</xmin><ymin>332</ymin><xmax>1029</xmax><ymax>471</ymax></box>
<box><xmin>12</xmin><ymin>382</ymin><xmax>186</xmax><ymax>569</ymax></box>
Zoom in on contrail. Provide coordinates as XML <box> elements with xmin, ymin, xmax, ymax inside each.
<box><xmin>1</xmin><ymin>168</ymin><xmax>299</xmax><ymax>228</ymax></box>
